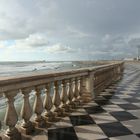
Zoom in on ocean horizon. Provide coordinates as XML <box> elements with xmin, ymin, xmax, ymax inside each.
<box><xmin>0</xmin><ymin>61</ymin><xmax>103</xmax><ymax>77</ymax></box>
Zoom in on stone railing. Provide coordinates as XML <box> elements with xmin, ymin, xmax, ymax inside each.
<box><xmin>0</xmin><ymin>61</ymin><xmax>124</xmax><ymax>140</ymax></box>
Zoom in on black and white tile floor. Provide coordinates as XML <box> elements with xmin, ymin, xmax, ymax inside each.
<box><xmin>33</xmin><ymin>63</ymin><xmax>140</xmax><ymax>140</ymax></box>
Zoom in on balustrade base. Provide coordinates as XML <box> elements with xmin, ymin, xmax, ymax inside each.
<box><xmin>53</xmin><ymin>107</ymin><xmax>66</xmax><ymax>117</ymax></box>
<box><xmin>45</xmin><ymin>111</ymin><xmax>56</xmax><ymax>122</ymax></box>
<box><xmin>72</xmin><ymin>98</ymin><xmax>80</xmax><ymax>108</ymax></box>
<box><xmin>64</xmin><ymin>104</ymin><xmax>72</xmax><ymax>112</ymax></box>
<box><xmin>34</xmin><ymin>117</ymin><xmax>47</xmax><ymax>128</ymax></box>
<box><xmin>19</xmin><ymin>121</ymin><xmax>35</xmax><ymax>135</ymax></box>
<box><xmin>67</xmin><ymin>101</ymin><xmax>77</xmax><ymax>109</ymax></box>
<box><xmin>3</xmin><ymin>128</ymin><xmax>21</xmax><ymax>140</ymax></box>
<box><xmin>61</xmin><ymin>104</ymin><xmax>72</xmax><ymax>113</ymax></box>
<box><xmin>81</xmin><ymin>92</ymin><xmax>93</xmax><ymax>103</ymax></box>
<box><xmin>77</xmin><ymin>96</ymin><xmax>84</xmax><ymax>105</ymax></box>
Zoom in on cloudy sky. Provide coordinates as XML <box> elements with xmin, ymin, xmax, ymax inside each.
<box><xmin>0</xmin><ymin>0</ymin><xmax>140</xmax><ymax>61</ymax></box>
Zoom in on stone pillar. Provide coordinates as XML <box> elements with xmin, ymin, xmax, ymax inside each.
<box><xmin>44</xmin><ymin>83</ymin><xmax>54</xmax><ymax>122</ymax></box>
<box><xmin>4</xmin><ymin>90</ymin><xmax>21</xmax><ymax>140</ymax></box>
<box><xmin>116</xmin><ymin>65</ymin><xmax>121</xmax><ymax>81</ymax></box>
<box><xmin>60</xmin><ymin>80</ymin><xmax>70</xmax><ymax>112</ymax></box>
<box><xmin>81</xmin><ymin>71</ymin><xmax>94</xmax><ymax>102</ymax></box>
<box><xmin>34</xmin><ymin>85</ymin><xmax>46</xmax><ymax>128</ymax></box>
<box><xmin>77</xmin><ymin>77</ymin><xmax>83</xmax><ymax>104</ymax></box>
<box><xmin>67</xmin><ymin>78</ymin><xmax>75</xmax><ymax>108</ymax></box>
<box><xmin>52</xmin><ymin>81</ymin><xmax>64</xmax><ymax>117</ymax></box>
<box><xmin>20</xmin><ymin>88</ymin><xmax>34</xmax><ymax>135</ymax></box>
<box><xmin>73</xmin><ymin>77</ymin><xmax>80</xmax><ymax>106</ymax></box>
<box><xmin>0</xmin><ymin>120</ymin><xmax>1</xmax><ymax>130</ymax></box>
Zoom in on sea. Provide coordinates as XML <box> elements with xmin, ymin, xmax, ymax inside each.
<box><xmin>0</xmin><ymin>61</ymin><xmax>77</xmax><ymax>76</ymax></box>
<box><xmin>0</xmin><ymin>61</ymin><xmax>100</xmax><ymax>129</ymax></box>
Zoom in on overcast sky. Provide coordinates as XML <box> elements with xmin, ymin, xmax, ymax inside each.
<box><xmin>0</xmin><ymin>0</ymin><xmax>140</xmax><ymax>61</ymax></box>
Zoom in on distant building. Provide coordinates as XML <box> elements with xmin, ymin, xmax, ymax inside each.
<box><xmin>137</xmin><ymin>46</ymin><xmax>140</xmax><ymax>60</ymax></box>
<box><xmin>137</xmin><ymin>57</ymin><xmax>140</xmax><ymax>61</ymax></box>
<box><xmin>123</xmin><ymin>58</ymin><xmax>135</xmax><ymax>61</ymax></box>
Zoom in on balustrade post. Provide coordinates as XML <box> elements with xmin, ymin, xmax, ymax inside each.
<box><xmin>34</xmin><ymin>85</ymin><xmax>46</xmax><ymax>128</ymax></box>
<box><xmin>111</xmin><ymin>67</ymin><xmax>115</xmax><ymax>82</ymax></box>
<box><xmin>77</xmin><ymin>77</ymin><xmax>82</xmax><ymax>101</ymax></box>
<box><xmin>44</xmin><ymin>83</ymin><xmax>54</xmax><ymax>122</ymax></box>
<box><xmin>0</xmin><ymin>120</ymin><xmax>1</xmax><ymax>130</ymax></box>
<box><xmin>20</xmin><ymin>88</ymin><xmax>34</xmax><ymax>135</ymax></box>
<box><xmin>0</xmin><ymin>94</ymin><xmax>2</xmax><ymax>140</ymax></box>
<box><xmin>116</xmin><ymin>66</ymin><xmax>118</xmax><ymax>79</ymax></box>
<box><xmin>60</xmin><ymin>80</ymin><xmax>70</xmax><ymax>112</ymax></box>
<box><xmin>118</xmin><ymin>64</ymin><xmax>123</xmax><ymax>80</ymax></box>
<box><xmin>81</xmin><ymin>71</ymin><xmax>94</xmax><ymax>102</ymax></box>
<box><xmin>116</xmin><ymin>66</ymin><xmax>119</xmax><ymax>81</ymax></box>
<box><xmin>73</xmin><ymin>77</ymin><xmax>80</xmax><ymax>106</ymax></box>
<box><xmin>52</xmin><ymin>81</ymin><xmax>64</xmax><ymax>117</ymax></box>
<box><xmin>67</xmin><ymin>78</ymin><xmax>75</xmax><ymax>108</ymax></box>
<box><xmin>4</xmin><ymin>90</ymin><xmax>21</xmax><ymax>140</ymax></box>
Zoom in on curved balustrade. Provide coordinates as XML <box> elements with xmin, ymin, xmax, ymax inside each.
<box><xmin>0</xmin><ymin>61</ymin><xmax>124</xmax><ymax>140</ymax></box>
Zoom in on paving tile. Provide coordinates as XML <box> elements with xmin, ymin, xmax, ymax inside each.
<box><xmin>109</xmin><ymin>134</ymin><xmax>140</xmax><ymax>140</ymax></box>
<box><xmin>69</xmin><ymin>115</ymin><xmax>95</xmax><ymax>126</ymax></box>
<box><xmin>118</xmin><ymin>104</ymin><xmax>140</xmax><ymax>110</ymax></box>
<box><xmin>98</xmin><ymin>138</ymin><xmax>109</xmax><ymax>140</ymax></box>
<box><xmin>70</xmin><ymin>108</ymin><xmax>88</xmax><ymax>116</ymax></box>
<box><xmin>84</xmin><ymin>106</ymin><xmax>106</xmax><ymax>114</ymax></box>
<box><xmin>136</xmin><ymin>133</ymin><xmax>140</xmax><ymax>138</ymax></box>
<box><xmin>110</xmin><ymin>99</ymin><xmax>129</xmax><ymax>104</ymax></box>
<box><xmin>49</xmin><ymin>117</ymin><xmax>72</xmax><ymax>129</ymax></box>
<box><xmin>110</xmin><ymin>111</ymin><xmax>138</xmax><ymax>121</ymax></box>
<box><xmin>90</xmin><ymin>112</ymin><xmax>117</xmax><ymax>124</ymax></box>
<box><xmin>95</xmin><ymin>99</ymin><xmax>112</xmax><ymax>106</ymax></box>
<box><xmin>115</xmin><ymin>94</ymin><xmax>132</xmax><ymax>99</ymax></box>
<box><xmin>98</xmin><ymin>122</ymin><xmax>133</xmax><ymax>137</ymax></box>
<box><xmin>102</xmin><ymin>104</ymin><xmax>124</xmax><ymax>112</ymax></box>
<box><xmin>48</xmin><ymin>127</ymin><xmax>78</xmax><ymax>140</ymax></box>
<box><xmin>132</xmin><ymin>103</ymin><xmax>140</xmax><ymax>108</ymax></box>
<box><xmin>127</xmin><ymin>110</ymin><xmax>140</xmax><ymax>118</ymax></box>
<box><xmin>124</xmin><ymin>98</ymin><xmax>140</xmax><ymax>103</ymax></box>
<box><xmin>74</xmin><ymin>124</ymin><xmax>107</xmax><ymax>140</ymax></box>
<box><xmin>122</xmin><ymin>119</ymin><xmax>140</xmax><ymax>134</ymax></box>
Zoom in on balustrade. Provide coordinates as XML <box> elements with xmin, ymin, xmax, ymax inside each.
<box><xmin>0</xmin><ymin>61</ymin><xmax>124</xmax><ymax>140</ymax></box>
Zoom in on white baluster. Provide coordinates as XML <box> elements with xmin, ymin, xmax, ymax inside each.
<box><xmin>67</xmin><ymin>78</ymin><xmax>75</xmax><ymax>108</ymax></box>
<box><xmin>52</xmin><ymin>81</ymin><xmax>64</xmax><ymax>117</ymax></box>
<box><xmin>34</xmin><ymin>85</ymin><xmax>46</xmax><ymax>128</ymax></box>
<box><xmin>0</xmin><ymin>120</ymin><xmax>2</xmax><ymax>140</ymax></box>
<box><xmin>44</xmin><ymin>83</ymin><xmax>54</xmax><ymax>122</ymax></box>
<box><xmin>78</xmin><ymin>77</ymin><xmax>83</xmax><ymax>99</ymax></box>
<box><xmin>73</xmin><ymin>77</ymin><xmax>80</xmax><ymax>106</ymax></box>
<box><xmin>20</xmin><ymin>88</ymin><xmax>34</xmax><ymax>134</ymax></box>
<box><xmin>60</xmin><ymin>80</ymin><xmax>70</xmax><ymax>112</ymax></box>
<box><xmin>4</xmin><ymin>90</ymin><xmax>21</xmax><ymax>140</ymax></box>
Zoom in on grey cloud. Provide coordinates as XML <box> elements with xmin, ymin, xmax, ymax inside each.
<box><xmin>128</xmin><ymin>38</ymin><xmax>140</xmax><ymax>47</ymax></box>
<box><xmin>0</xmin><ymin>0</ymin><xmax>140</xmax><ymax>60</ymax></box>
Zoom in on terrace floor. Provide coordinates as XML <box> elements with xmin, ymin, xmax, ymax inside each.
<box><xmin>24</xmin><ymin>62</ymin><xmax>140</xmax><ymax>140</ymax></box>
